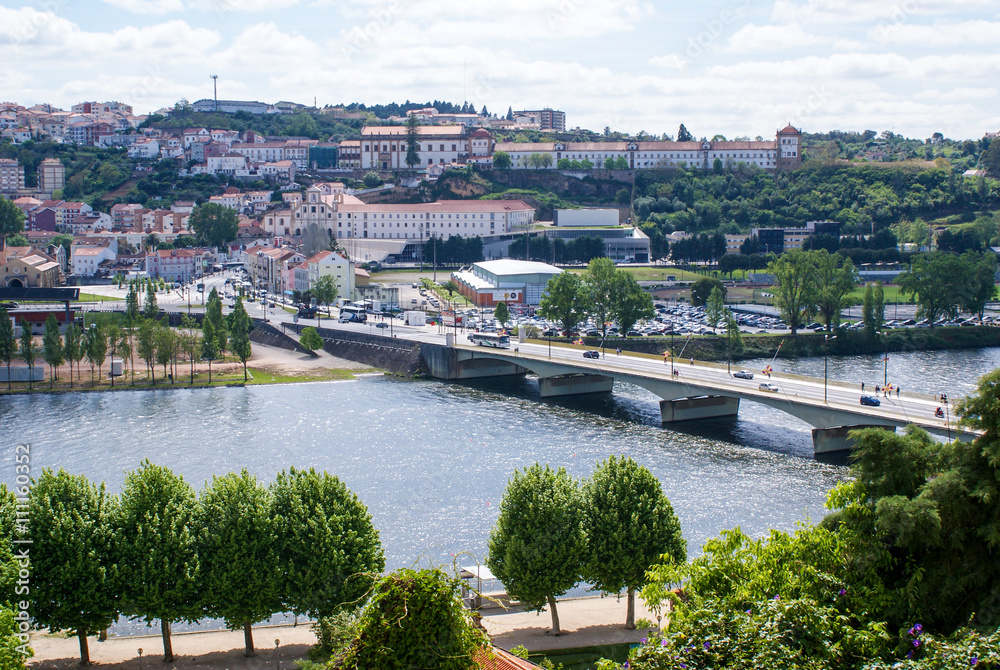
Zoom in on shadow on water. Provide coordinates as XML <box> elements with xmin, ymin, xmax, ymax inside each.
<box><xmin>451</xmin><ymin>374</ymin><xmax>817</xmax><ymax>461</ymax></box>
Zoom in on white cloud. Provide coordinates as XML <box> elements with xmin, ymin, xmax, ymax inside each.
<box><xmin>201</xmin><ymin>0</ymin><xmax>299</xmax><ymax>12</ymax></box>
<box><xmin>102</xmin><ymin>0</ymin><xmax>184</xmax><ymax>15</ymax></box>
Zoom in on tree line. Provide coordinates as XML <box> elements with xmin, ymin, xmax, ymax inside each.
<box><xmin>1</xmin><ymin>463</ymin><xmax>383</xmax><ymax>666</ymax></box>
<box><xmin>537</xmin><ymin>258</ymin><xmax>654</xmax><ymax>337</ymax></box>
<box><xmin>487</xmin><ymin>456</ymin><xmax>685</xmax><ymax>634</ymax></box>
<box><xmin>507</xmin><ymin>233</ymin><xmax>606</xmax><ymax>264</ymax></box>
<box><xmin>766</xmin><ymin>248</ymin><xmax>997</xmax><ymax>334</ymax></box>
<box><xmin>0</xmin><ymin>285</ymin><xmax>253</xmax><ymax>391</ymax></box>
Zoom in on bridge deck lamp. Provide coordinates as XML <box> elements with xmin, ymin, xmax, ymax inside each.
<box><xmin>824</xmin><ymin>333</ymin><xmax>837</xmax><ymax>404</ymax></box>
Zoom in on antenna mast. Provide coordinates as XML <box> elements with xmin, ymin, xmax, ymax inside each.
<box><xmin>211</xmin><ymin>74</ymin><xmax>218</xmax><ymax>111</ymax></box>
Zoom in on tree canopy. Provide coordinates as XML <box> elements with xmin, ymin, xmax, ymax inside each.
<box><xmin>189</xmin><ymin>202</ymin><xmax>239</xmax><ymax>249</ymax></box>
<box><xmin>487</xmin><ymin>464</ymin><xmax>586</xmax><ymax>636</ymax></box>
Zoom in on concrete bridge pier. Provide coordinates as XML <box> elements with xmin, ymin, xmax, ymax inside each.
<box><xmin>660</xmin><ymin>396</ymin><xmax>740</xmax><ymax>423</ymax></box>
<box><xmin>811</xmin><ymin>424</ymin><xmax>896</xmax><ymax>455</ymax></box>
<box><xmin>538</xmin><ymin>374</ymin><xmax>615</xmax><ymax>398</ymax></box>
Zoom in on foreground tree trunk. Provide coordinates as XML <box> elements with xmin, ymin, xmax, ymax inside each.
<box><xmin>243</xmin><ymin>621</ymin><xmax>255</xmax><ymax>657</ymax></box>
<box><xmin>626</xmin><ymin>587</ymin><xmax>636</xmax><ymax>630</ymax></box>
<box><xmin>78</xmin><ymin>629</ymin><xmax>91</xmax><ymax>666</ymax></box>
<box><xmin>161</xmin><ymin>620</ymin><xmax>174</xmax><ymax>663</ymax></box>
<box><xmin>547</xmin><ymin>595</ymin><xmax>562</xmax><ymax>636</ymax></box>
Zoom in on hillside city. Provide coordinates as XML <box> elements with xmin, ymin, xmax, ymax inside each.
<box><xmin>4</xmin><ymin>92</ymin><xmax>1000</xmax><ymax>670</ymax></box>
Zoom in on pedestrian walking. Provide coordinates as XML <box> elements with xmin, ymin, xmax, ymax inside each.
<box><xmin>690</xmin><ymin>357</ymin><xmax>694</xmax><ymax>366</ymax></box>
<box><xmin>861</xmin><ymin>382</ymin><xmax>865</xmax><ymax>392</ymax></box>
<box><xmin>897</xmin><ymin>386</ymin><xmax>900</xmax><ymax>397</ymax></box>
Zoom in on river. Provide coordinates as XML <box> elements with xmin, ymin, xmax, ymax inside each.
<box><xmin>4</xmin><ymin>346</ymin><xmax>997</xmax><ymax>634</ymax></box>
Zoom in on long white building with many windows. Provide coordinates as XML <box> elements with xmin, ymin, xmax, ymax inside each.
<box><xmin>494</xmin><ymin>125</ymin><xmax>802</xmax><ymax>171</ymax></box>
<box><xmin>259</xmin><ymin>185</ymin><xmax>534</xmax><ymax>242</ymax></box>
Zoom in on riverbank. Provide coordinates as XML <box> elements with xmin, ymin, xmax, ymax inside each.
<box><xmin>554</xmin><ymin>325</ymin><xmax>1000</xmax><ymax>362</ymax></box>
<box><xmin>0</xmin><ymin>343</ymin><xmax>377</xmax><ymax>395</ymax></box>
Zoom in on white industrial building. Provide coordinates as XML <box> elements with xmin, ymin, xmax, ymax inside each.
<box><xmin>452</xmin><ymin>259</ymin><xmax>563</xmax><ymax>307</ymax></box>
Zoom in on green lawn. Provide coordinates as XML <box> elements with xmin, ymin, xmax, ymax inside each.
<box><xmin>78</xmin><ymin>292</ymin><xmax>122</xmax><ymax>302</ymax></box>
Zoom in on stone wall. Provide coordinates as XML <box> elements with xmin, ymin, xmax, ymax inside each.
<box><xmin>286</xmin><ymin>324</ymin><xmax>427</xmax><ymax>376</ymax></box>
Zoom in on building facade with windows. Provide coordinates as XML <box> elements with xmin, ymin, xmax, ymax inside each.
<box><xmin>359</xmin><ymin>125</ymin><xmax>473</xmax><ymax>169</ymax></box>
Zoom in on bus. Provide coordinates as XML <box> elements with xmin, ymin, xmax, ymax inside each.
<box><xmin>339</xmin><ymin>305</ymin><xmax>368</xmax><ymax>323</ymax></box>
<box><xmin>467</xmin><ymin>332</ymin><xmax>511</xmax><ymax>349</ymax></box>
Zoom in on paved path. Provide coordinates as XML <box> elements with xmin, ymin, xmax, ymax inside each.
<box><xmin>28</xmin><ymin>597</ymin><xmax>658</xmax><ymax>668</ymax></box>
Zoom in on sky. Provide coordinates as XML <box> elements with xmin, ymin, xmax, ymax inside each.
<box><xmin>1</xmin><ymin>0</ymin><xmax>998</xmax><ymax>140</ymax></box>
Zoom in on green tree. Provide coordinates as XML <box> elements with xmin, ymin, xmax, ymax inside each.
<box><xmin>898</xmin><ymin>252</ymin><xmax>968</xmax><ymax>324</ymax></box>
<box><xmin>136</xmin><ymin>318</ymin><xmax>157</xmax><ymax>383</ymax></box>
<box><xmin>487</xmin><ymin>464</ymin><xmax>586</xmax><ymax>636</ymax></box>
<box><xmin>959</xmin><ymin>250</ymin><xmax>997</xmax><ymax>320</ymax></box>
<box><xmin>189</xmin><ymin>202</ymin><xmax>239</xmax><ymax>249</ymax></box>
<box><xmin>677</xmin><ymin>123</ymin><xmax>694</xmax><ymax>142</ymax></box>
<box><xmin>229</xmin><ymin>298</ymin><xmax>252</xmax><ymax>381</ymax></box>
<box><xmin>538</xmin><ymin>271</ymin><xmax>589</xmax><ymax>335</ymax></box>
<box><xmin>155</xmin><ymin>322</ymin><xmax>177</xmax><ymax>382</ymax></box>
<box><xmin>197</xmin><ymin>470</ymin><xmax>280</xmax><ymax>657</ymax></box>
<box><xmin>312</xmin><ymin>275</ymin><xmax>338</xmax><ymax>324</ymax></box>
<box><xmin>862</xmin><ymin>281</ymin><xmax>885</xmax><ymax>337</ymax></box>
<box><xmin>583</xmin><ymin>257</ymin><xmax>618</xmax><ymax>340</ymax></box>
<box><xmin>117</xmin><ymin>461</ymin><xmax>200</xmax><ymax>663</ymax></box>
<box><xmin>0</xmin><ymin>607</ymin><xmax>29</xmax><ymax>670</ymax></box>
<box><xmin>124</xmin><ymin>281</ymin><xmax>141</xmax><ymax>323</ymax></box>
<box><xmin>725</xmin><ymin>310</ymin><xmax>743</xmax><ymax>359</ymax></box>
<box><xmin>180</xmin><ymin>314</ymin><xmax>201</xmax><ymax>383</ymax></box>
<box><xmin>0</xmin><ymin>307</ymin><xmax>15</xmax><ymax>390</ymax></box>
<box><xmin>612</xmin><ymin>270</ymin><xmax>654</xmax><ymax>336</ymax></box>
<box><xmin>18</xmin><ymin>319</ymin><xmax>37</xmax><ymax>389</ymax></box>
<box><xmin>492</xmin><ymin>151</ymin><xmax>512</xmax><ymax>170</ymax></box>
<box><xmin>494</xmin><ymin>301</ymin><xmax>510</xmax><ymax>329</ymax></box>
<box><xmin>271</xmin><ymin>467</ymin><xmax>385</xmax><ymax>618</ymax></box>
<box><xmin>0</xmin><ymin>197</ymin><xmax>25</xmax><ymax>239</ymax></box>
<box><xmin>41</xmin><ymin>315</ymin><xmax>63</xmax><ymax>388</ymax></box>
<box><xmin>29</xmin><ymin>469</ymin><xmax>118</xmax><ymax>666</ymax></box>
<box><xmin>814</xmin><ymin>251</ymin><xmax>857</xmax><ymax>332</ymax></box>
<box><xmin>299</xmin><ymin>326</ymin><xmax>323</xmax><ymax>352</ymax></box>
<box><xmin>362</xmin><ymin>171</ymin><xmax>382</xmax><ymax>188</ymax></box>
<box><xmin>62</xmin><ymin>323</ymin><xmax>83</xmax><ymax>388</ymax></box>
<box><xmin>690</xmin><ymin>277</ymin><xmax>726</xmax><ymax>307</ymax></box>
<box><xmin>404</xmin><ymin>114</ymin><xmax>420</xmax><ymax>168</ymax></box>
<box><xmin>82</xmin><ymin>323</ymin><xmax>107</xmax><ymax>385</ymax></box>
<box><xmin>768</xmin><ymin>249</ymin><xmax>820</xmax><ymax>334</ymax></box>
<box><xmin>334</xmin><ymin>568</ymin><xmax>489</xmax><ymax>670</ymax></box>
<box><xmin>705</xmin><ymin>285</ymin><xmax>726</xmax><ymax>333</ymax></box>
<box><xmin>205</xmin><ymin>288</ymin><xmax>227</xmax><ymax>354</ymax></box>
<box><xmin>143</xmin><ymin>280</ymin><xmax>158</xmax><ymax>319</ymax></box>
<box><xmin>201</xmin><ymin>318</ymin><xmax>218</xmax><ymax>383</ymax></box>
<box><xmin>982</xmin><ymin>137</ymin><xmax>1000</xmax><ymax>177</ymax></box>
<box><xmin>582</xmin><ymin>456</ymin><xmax>686</xmax><ymax>630</ymax></box>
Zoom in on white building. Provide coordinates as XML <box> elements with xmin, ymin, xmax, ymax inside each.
<box><xmin>305</xmin><ymin>250</ymin><xmax>354</xmax><ymax>301</ymax></box>
<box><xmin>360</xmin><ymin>125</ymin><xmax>477</xmax><ymax>170</ymax></box>
<box><xmin>494</xmin><ymin>126</ymin><xmax>802</xmax><ymax>171</ymax></box>
<box><xmin>71</xmin><ymin>244</ymin><xmax>116</xmax><ymax>277</ymax></box>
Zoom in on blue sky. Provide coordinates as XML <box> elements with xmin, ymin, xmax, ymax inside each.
<box><xmin>1</xmin><ymin>0</ymin><xmax>998</xmax><ymax>139</ymax></box>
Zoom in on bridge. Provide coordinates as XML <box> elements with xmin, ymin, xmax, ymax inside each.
<box><xmin>420</xmin><ymin>335</ymin><xmax>976</xmax><ymax>455</ymax></box>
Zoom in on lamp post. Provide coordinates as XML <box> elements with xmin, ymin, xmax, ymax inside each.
<box><xmin>275</xmin><ymin>639</ymin><xmax>281</xmax><ymax>670</ymax></box>
<box><xmin>824</xmin><ymin>333</ymin><xmax>837</xmax><ymax>404</ymax></box>
<box><xmin>882</xmin><ymin>328</ymin><xmax>888</xmax><ymax>387</ymax></box>
<box><xmin>137</xmin><ymin>648</ymin><xmax>143</xmax><ymax>670</ymax></box>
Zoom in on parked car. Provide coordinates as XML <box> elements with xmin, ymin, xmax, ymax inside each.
<box><xmin>375</xmin><ymin>322</ymin><xmax>389</xmax><ymax>329</ymax></box>
<box><xmin>860</xmin><ymin>395</ymin><xmax>881</xmax><ymax>407</ymax></box>
<box><xmin>582</xmin><ymin>350</ymin><xmax>600</xmax><ymax>359</ymax></box>
<box><xmin>759</xmin><ymin>382</ymin><xmax>779</xmax><ymax>392</ymax></box>
<box><xmin>733</xmin><ymin>370</ymin><xmax>754</xmax><ymax>380</ymax></box>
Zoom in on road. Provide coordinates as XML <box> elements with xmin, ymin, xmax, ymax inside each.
<box><xmin>67</xmin><ymin>277</ymin><xmax>965</xmax><ymax>437</ymax></box>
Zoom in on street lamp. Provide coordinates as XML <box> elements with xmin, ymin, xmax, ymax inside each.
<box><xmin>275</xmin><ymin>639</ymin><xmax>281</xmax><ymax>670</ymax></box>
<box><xmin>824</xmin><ymin>333</ymin><xmax>837</xmax><ymax>404</ymax></box>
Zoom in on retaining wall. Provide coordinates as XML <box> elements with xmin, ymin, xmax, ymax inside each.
<box><xmin>286</xmin><ymin>324</ymin><xmax>427</xmax><ymax>376</ymax></box>
<box><xmin>250</xmin><ymin>319</ymin><xmax>317</xmax><ymax>357</ymax></box>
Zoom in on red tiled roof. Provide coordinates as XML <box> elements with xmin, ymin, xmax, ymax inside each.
<box><xmin>474</xmin><ymin>646</ymin><xmax>540</xmax><ymax>669</ymax></box>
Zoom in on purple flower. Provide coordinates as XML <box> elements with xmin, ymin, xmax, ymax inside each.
<box><xmin>913</xmin><ymin>639</ymin><xmax>921</xmax><ymax>647</ymax></box>
<box><xmin>773</xmin><ymin>594</ymin><xmax>780</xmax><ymax>600</ymax></box>
<box><xmin>745</xmin><ymin>609</ymin><xmax>751</xmax><ymax>615</ymax></box>
<box><xmin>660</xmin><ymin>639</ymin><xmax>668</xmax><ymax>647</ymax></box>
<box><xmin>971</xmin><ymin>657</ymin><xmax>978</xmax><ymax>666</ymax></box>
<box><xmin>680</xmin><ymin>665</ymin><xmax>688</xmax><ymax>670</ymax></box>
<box><xmin>703</xmin><ymin>641</ymin><xmax>711</xmax><ymax>650</ymax></box>
<box><xmin>908</xmin><ymin>627</ymin><xmax>915</xmax><ymax>637</ymax></box>
<box><xmin>907</xmin><ymin>651</ymin><xmax>914</xmax><ymax>659</ymax></box>
<box><xmin>623</xmin><ymin>663</ymin><xmax>629</xmax><ymax>669</ymax></box>
<box><xmin>838</xmin><ymin>589</ymin><xmax>847</xmax><ymax>596</ymax></box>
<box><xmin>640</xmin><ymin>638</ymin><xmax>648</xmax><ymax>645</ymax></box>
<box><xmin>914</xmin><ymin>623</ymin><xmax>923</xmax><ymax>633</ymax></box>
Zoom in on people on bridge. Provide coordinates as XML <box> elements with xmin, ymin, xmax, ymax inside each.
<box><xmin>861</xmin><ymin>382</ymin><xmax>865</xmax><ymax>391</ymax></box>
